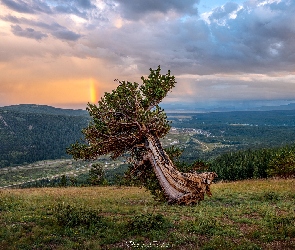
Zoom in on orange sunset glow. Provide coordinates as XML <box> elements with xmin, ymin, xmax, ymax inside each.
<box><xmin>1</xmin><ymin>78</ymin><xmax>100</xmax><ymax>109</ymax></box>
<box><xmin>1</xmin><ymin>0</ymin><xmax>295</xmax><ymax>110</ymax></box>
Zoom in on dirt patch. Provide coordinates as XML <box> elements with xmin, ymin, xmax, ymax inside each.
<box><xmin>238</xmin><ymin>223</ymin><xmax>258</xmax><ymax>235</ymax></box>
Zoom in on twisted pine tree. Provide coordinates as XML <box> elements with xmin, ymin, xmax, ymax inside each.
<box><xmin>67</xmin><ymin>66</ymin><xmax>217</xmax><ymax>204</ymax></box>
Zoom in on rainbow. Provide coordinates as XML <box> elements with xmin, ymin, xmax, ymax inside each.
<box><xmin>89</xmin><ymin>79</ymin><xmax>97</xmax><ymax>103</ymax></box>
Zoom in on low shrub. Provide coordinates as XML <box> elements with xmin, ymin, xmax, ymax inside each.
<box><xmin>267</xmin><ymin>148</ymin><xmax>295</xmax><ymax>178</ymax></box>
<box><xmin>187</xmin><ymin>217</ymin><xmax>222</xmax><ymax>236</ymax></box>
<box><xmin>127</xmin><ymin>213</ymin><xmax>170</xmax><ymax>233</ymax></box>
<box><xmin>262</xmin><ymin>191</ymin><xmax>280</xmax><ymax>201</ymax></box>
<box><xmin>53</xmin><ymin>203</ymin><xmax>104</xmax><ymax>228</ymax></box>
<box><xmin>268</xmin><ymin>215</ymin><xmax>295</xmax><ymax>238</ymax></box>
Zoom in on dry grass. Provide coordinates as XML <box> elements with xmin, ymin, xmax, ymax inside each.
<box><xmin>0</xmin><ymin>179</ymin><xmax>294</xmax><ymax>249</ymax></box>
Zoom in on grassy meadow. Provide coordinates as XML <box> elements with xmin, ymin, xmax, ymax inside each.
<box><xmin>0</xmin><ymin>179</ymin><xmax>295</xmax><ymax>249</ymax></box>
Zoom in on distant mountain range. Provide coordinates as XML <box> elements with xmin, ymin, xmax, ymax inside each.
<box><xmin>2</xmin><ymin>100</ymin><xmax>295</xmax><ymax>115</ymax></box>
<box><xmin>161</xmin><ymin>101</ymin><xmax>295</xmax><ymax>113</ymax></box>
<box><xmin>253</xmin><ymin>102</ymin><xmax>295</xmax><ymax>111</ymax></box>
<box><xmin>2</xmin><ymin>104</ymin><xmax>88</xmax><ymax>116</ymax></box>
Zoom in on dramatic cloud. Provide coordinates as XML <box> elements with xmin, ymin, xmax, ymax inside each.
<box><xmin>3</xmin><ymin>15</ymin><xmax>82</xmax><ymax>41</ymax></box>
<box><xmin>1</xmin><ymin>0</ymin><xmax>295</xmax><ymax>108</ymax></box>
<box><xmin>209</xmin><ymin>2</ymin><xmax>240</xmax><ymax>22</ymax></box>
<box><xmin>1</xmin><ymin>0</ymin><xmax>97</xmax><ymax>17</ymax></box>
<box><xmin>11</xmin><ymin>24</ymin><xmax>47</xmax><ymax>40</ymax></box>
<box><xmin>2</xmin><ymin>0</ymin><xmax>35</xmax><ymax>13</ymax></box>
<box><xmin>52</xmin><ymin>29</ymin><xmax>81</xmax><ymax>41</ymax></box>
<box><xmin>113</xmin><ymin>0</ymin><xmax>199</xmax><ymax>20</ymax></box>
<box><xmin>78</xmin><ymin>0</ymin><xmax>295</xmax><ymax>75</ymax></box>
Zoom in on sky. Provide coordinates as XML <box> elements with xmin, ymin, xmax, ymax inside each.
<box><xmin>1</xmin><ymin>0</ymin><xmax>295</xmax><ymax>109</ymax></box>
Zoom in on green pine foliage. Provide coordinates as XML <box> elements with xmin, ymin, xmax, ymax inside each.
<box><xmin>209</xmin><ymin>144</ymin><xmax>295</xmax><ymax>180</ymax></box>
<box><xmin>67</xmin><ymin>66</ymin><xmax>176</xmax><ymax>160</ymax></box>
<box><xmin>87</xmin><ymin>163</ymin><xmax>108</xmax><ymax>185</ymax></box>
<box><xmin>267</xmin><ymin>146</ymin><xmax>295</xmax><ymax>178</ymax></box>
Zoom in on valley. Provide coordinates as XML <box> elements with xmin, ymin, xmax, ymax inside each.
<box><xmin>1</xmin><ymin>105</ymin><xmax>295</xmax><ymax>187</ymax></box>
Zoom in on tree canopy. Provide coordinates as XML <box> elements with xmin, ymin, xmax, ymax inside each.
<box><xmin>67</xmin><ymin>66</ymin><xmax>217</xmax><ymax>205</ymax></box>
<box><xmin>67</xmin><ymin>66</ymin><xmax>176</xmax><ymax>160</ymax></box>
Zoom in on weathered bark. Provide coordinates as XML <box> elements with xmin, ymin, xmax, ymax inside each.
<box><xmin>146</xmin><ymin>134</ymin><xmax>217</xmax><ymax>205</ymax></box>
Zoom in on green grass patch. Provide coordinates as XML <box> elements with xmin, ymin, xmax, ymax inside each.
<box><xmin>0</xmin><ymin>179</ymin><xmax>294</xmax><ymax>249</ymax></box>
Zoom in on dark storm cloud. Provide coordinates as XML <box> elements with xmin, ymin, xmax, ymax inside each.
<box><xmin>75</xmin><ymin>0</ymin><xmax>93</xmax><ymax>9</ymax></box>
<box><xmin>113</xmin><ymin>0</ymin><xmax>199</xmax><ymax>20</ymax></box>
<box><xmin>2</xmin><ymin>0</ymin><xmax>35</xmax><ymax>13</ymax></box>
<box><xmin>11</xmin><ymin>24</ymin><xmax>48</xmax><ymax>40</ymax></box>
<box><xmin>2</xmin><ymin>0</ymin><xmax>96</xmax><ymax>18</ymax></box>
<box><xmin>2</xmin><ymin>15</ymin><xmax>20</xmax><ymax>23</ymax></box>
<box><xmin>2</xmin><ymin>0</ymin><xmax>53</xmax><ymax>14</ymax></box>
<box><xmin>2</xmin><ymin>15</ymin><xmax>62</xmax><ymax>30</ymax></box>
<box><xmin>3</xmin><ymin>15</ymin><xmax>81</xmax><ymax>41</ymax></box>
<box><xmin>53</xmin><ymin>0</ymin><xmax>96</xmax><ymax>18</ymax></box>
<box><xmin>52</xmin><ymin>30</ymin><xmax>81</xmax><ymax>41</ymax></box>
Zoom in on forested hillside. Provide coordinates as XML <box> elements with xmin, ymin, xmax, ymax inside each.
<box><xmin>1</xmin><ymin>104</ymin><xmax>295</xmax><ymax>171</ymax></box>
<box><xmin>0</xmin><ymin>105</ymin><xmax>89</xmax><ymax>168</ymax></box>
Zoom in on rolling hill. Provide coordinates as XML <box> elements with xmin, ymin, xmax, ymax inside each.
<box><xmin>0</xmin><ymin>104</ymin><xmax>89</xmax><ymax>168</ymax></box>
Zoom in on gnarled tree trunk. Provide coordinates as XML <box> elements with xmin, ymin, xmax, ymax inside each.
<box><xmin>67</xmin><ymin>67</ymin><xmax>217</xmax><ymax>205</ymax></box>
<box><xmin>145</xmin><ymin>134</ymin><xmax>217</xmax><ymax>205</ymax></box>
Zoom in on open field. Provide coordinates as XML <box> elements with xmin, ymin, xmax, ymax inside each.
<box><xmin>0</xmin><ymin>157</ymin><xmax>125</xmax><ymax>188</ymax></box>
<box><xmin>1</xmin><ymin>179</ymin><xmax>294</xmax><ymax>249</ymax></box>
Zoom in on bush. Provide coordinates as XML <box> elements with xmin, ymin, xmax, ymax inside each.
<box><xmin>187</xmin><ymin>217</ymin><xmax>221</xmax><ymax>236</ymax></box>
<box><xmin>209</xmin><ymin>148</ymin><xmax>272</xmax><ymax>181</ymax></box>
<box><xmin>88</xmin><ymin>163</ymin><xmax>108</xmax><ymax>185</ymax></box>
<box><xmin>53</xmin><ymin>203</ymin><xmax>104</xmax><ymax>228</ymax></box>
<box><xmin>267</xmin><ymin>148</ymin><xmax>295</xmax><ymax>178</ymax></box>
<box><xmin>262</xmin><ymin>191</ymin><xmax>280</xmax><ymax>201</ymax></box>
<box><xmin>128</xmin><ymin>213</ymin><xmax>169</xmax><ymax>233</ymax></box>
<box><xmin>208</xmin><ymin>144</ymin><xmax>295</xmax><ymax>181</ymax></box>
